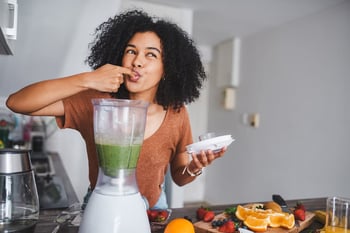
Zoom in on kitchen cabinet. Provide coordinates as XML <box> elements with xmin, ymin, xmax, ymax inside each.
<box><xmin>0</xmin><ymin>0</ymin><xmax>18</xmax><ymax>55</ymax></box>
<box><xmin>213</xmin><ymin>38</ymin><xmax>241</xmax><ymax>88</ymax></box>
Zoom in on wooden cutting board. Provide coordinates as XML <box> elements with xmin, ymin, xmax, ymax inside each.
<box><xmin>194</xmin><ymin>211</ymin><xmax>315</xmax><ymax>233</ymax></box>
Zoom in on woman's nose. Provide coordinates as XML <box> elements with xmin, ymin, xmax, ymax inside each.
<box><xmin>133</xmin><ymin>56</ymin><xmax>143</xmax><ymax>68</ymax></box>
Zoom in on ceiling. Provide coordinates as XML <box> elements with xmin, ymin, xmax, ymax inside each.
<box><xmin>134</xmin><ymin>0</ymin><xmax>346</xmax><ymax>46</ymax></box>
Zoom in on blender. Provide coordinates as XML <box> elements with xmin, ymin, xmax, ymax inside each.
<box><xmin>79</xmin><ymin>99</ymin><xmax>151</xmax><ymax>233</ymax></box>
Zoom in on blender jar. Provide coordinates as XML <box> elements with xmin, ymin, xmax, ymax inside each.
<box><xmin>92</xmin><ymin>98</ymin><xmax>149</xmax><ymax>196</ymax></box>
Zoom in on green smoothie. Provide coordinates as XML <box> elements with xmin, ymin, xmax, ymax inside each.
<box><xmin>96</xmin><ymin>143</ymin><xmax>141</xmax><ymax>177</ymax></box>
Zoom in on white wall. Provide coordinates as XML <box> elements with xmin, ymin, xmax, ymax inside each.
<box><xmin>121</xmin><ymin>0</ymin><xmax>193</xmax><ymax>34</ymax></box>
<box><xmin>205</xmin><ymin>1</ymin><xmax>350</xmax><ymax>204</ymax></box>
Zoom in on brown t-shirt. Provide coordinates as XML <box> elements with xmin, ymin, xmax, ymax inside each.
<box><xmin>56</xmin><ymin>89</ymin><xmax>193</xmax><ymax>207</ymax></box>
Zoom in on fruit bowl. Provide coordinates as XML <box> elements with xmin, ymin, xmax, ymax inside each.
<box><xmin>148</xmin><ymin>208</ymin><xmax>172</xmax><ymax>231</ymax></box>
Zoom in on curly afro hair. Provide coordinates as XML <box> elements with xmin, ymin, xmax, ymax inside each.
<box><xmin>86</xmin><ymin>9</ymin><xmax>207</xmax><ymax>111</ymax></box>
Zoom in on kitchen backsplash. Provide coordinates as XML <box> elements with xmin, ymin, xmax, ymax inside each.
<box><xmin>1</xmin><ymin>96</ymin><xmax>58</xmax><ymax>149</ymax></box>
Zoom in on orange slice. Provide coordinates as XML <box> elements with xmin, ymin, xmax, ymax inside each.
<box><xmin>269</xmin><ymin>213</ymin><xmax>285</xmax><ymax>228</ymax></box>
<box><xmin>249</xmin><ymin>211</ymin><xmax>269</xmax><ymax>219</ymax></box>
<box><xmin>269</xmin><ymin>212</ymin><xmax>295</xmax><ymax>229</ymax></box>
<box><xmin>280</xmin><ymin>213</ymin><xmax>295</xmax><ymax>229</ymax></box>
<box><xmin>244</xmin><ymin>215</ymin><xmax>269</xmax><ymax>232</ymax></box>
<box><xmin>236</xmin><ymin>205</ymin><xmax>253</xmax><ymax>221</ymax></box>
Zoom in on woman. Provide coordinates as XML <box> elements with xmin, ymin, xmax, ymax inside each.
<box><xmin>6</xmin><ymin>10</ymin><xmax>226</xmax><ymax>209</ymax></box>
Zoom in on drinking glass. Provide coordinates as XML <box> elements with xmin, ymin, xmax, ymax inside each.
<box><xmin>325</xmin><ymin>197</ymin><xmax>350</xmax><ymax>233</ymax></box>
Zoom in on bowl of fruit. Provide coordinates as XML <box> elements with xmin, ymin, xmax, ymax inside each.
<box><xmin>147</xmin><ymin>208</ymin><xmax>172</xmax><ymax>227</ymax></box>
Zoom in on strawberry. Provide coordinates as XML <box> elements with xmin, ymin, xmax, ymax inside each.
<box><xmin>295</xmin><ymin>201</ymin><xmax>306</xmax><ymax>211</ymax></box>
<box><xmin>196</xmin><ymin>207</ymin><xmax>208</xmax><ymax>220</ymax></box>
<box><xmin>203</xmin><ymin>210</ymin><xmax>215</xmax><ymax>222</ymax></box>
<box><xmin>147</xmin><ymin>209</ymin><xmax>170</xmax><ymax>222</ymax></box>
<box><xmin>155</xmin><ymin>210</ymin><xmax>169</xmax><ymax>222</ymax></box>
<box><xmin>218</xmin><ymin>220</ymin><xmax>235</xmax><ymax>233</ymax></box>
<box><xmin>147</xmin><ymin>209</ymin><xmax>158</xmax><ymax>221</ymax></box>
<box><xmin>294</xmin><ymin>208</ymin><xmax>306</xmax><ymax>221</ymax></box>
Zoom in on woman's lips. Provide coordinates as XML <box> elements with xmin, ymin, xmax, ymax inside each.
<box><xmin>129</xmin><ymin>70</ymin><xmax>141</xmax><ymax>82</ymax></box>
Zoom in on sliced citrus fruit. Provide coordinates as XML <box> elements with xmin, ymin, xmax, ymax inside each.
<box><xmin>280</xmin><ymin>213</ymin><xmax>295</xmax><ymax>229</ymax></box>
<box><xmin>249</xmin><ymin>211</ymin><xmax>269</xmax><ymax>219</ymax></box>
<box><xmin>269</xmin><ymin>212</ymin><xmax>295</xmax><ymax>229</ymax></box>
<box><xmin>244</xmin><ymin>215</ymin><xmax>269</xmax><ymax>232</ymax></box>
<box><xmin>164</xmin><ymin>218</ymin><xmax>195</xmax><ymax>233</ymax></box>
<box><xmin>264</xmin><ymin>201</ymin><xmax>282</xmax><ymax>213</ymax></box>
<box><xmin>236</xmin><ymin>205</ymin><xmax>253</xmax><ymax>221</ymax></box>
<box><xmin>237</xmin><ymin>203</ymin><xmax>295</xmax><ymax>231</ymax></box>
<box><xmin>269</xmin><ymin>213</ymin><xmax>285</xmax><ymax>228</ymax></box>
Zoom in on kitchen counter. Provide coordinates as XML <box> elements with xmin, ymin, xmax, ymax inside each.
<box><xmin>33</xmin><ymin>194</ymin><xmax>327</xmax><ymax>233</ymax></box>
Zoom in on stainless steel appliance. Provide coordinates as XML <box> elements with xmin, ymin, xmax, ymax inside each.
<box><xmin>30</xmin><ymin>153</ymin><xmax>69</xmax><ymax>210</ymax></box>
<box><xmin>0</xmin><ymin>149</ymin><xmax>39</xmax><ymax>233</ymax></box>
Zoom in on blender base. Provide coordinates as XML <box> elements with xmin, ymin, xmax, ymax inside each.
<box><xmin>78</xmin><ymin>191</ymin><xmax>151</xmax><ymax>233</ymax></box>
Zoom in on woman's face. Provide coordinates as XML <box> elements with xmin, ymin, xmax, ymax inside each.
<box><xmin>122</xmin><ymin>31</ymin><xmax>164</xmax><ymax>101</ymax></box>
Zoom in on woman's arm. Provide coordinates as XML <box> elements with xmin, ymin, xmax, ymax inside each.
<box><xmin>6</xmin><ymin>64</ymin><xmax>132</xmax><ymax>116</ymax></box>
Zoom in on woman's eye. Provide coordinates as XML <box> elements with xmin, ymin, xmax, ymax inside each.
<box><xmin>125</xmin><ymin>49</ymin><xmax>136</xmax><ymax>55</ymax></box>
<box><xmin>146</xmin><ymin>52</ymin><xmax>157</xmax><ymax>58</ymax></box>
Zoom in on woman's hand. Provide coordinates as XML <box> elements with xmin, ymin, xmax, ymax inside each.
<box><xmin>85</xmin><ymin>64</ymin><xmax>133</xmax><ymax>93</ymax></box>
<box><xmin>188</xmin><ymin>146</ymin><xmax>227</xmax><ymax>172</ymax></box>
<box><xmin>173</xmin><ymin>148</ymin><xmax>227</xmax><ymax>185</ymax></box>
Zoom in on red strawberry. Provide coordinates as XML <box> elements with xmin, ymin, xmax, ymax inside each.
<box><xmin>203</xmin><ymin>210</ymin><xmax>215</xmax><ymax>222</ymax></box>
<box><xmin>147</xmin><ymin>209</ymin><xmax>158</xmax><ymax>221</ymax></box>
<box><xmin>295</xmin><ymin>202</ymin><xmax>306</xmax><ymax>211</ymax></box>
<box><xmin>218</xmin><ymin>220</ymin><xmax>235</xmax><ymax>233</ymax></box>
<box><xmin>155</xmin><ymin>210</ymin><xmax>169</xmax><ymax>222</ymax></box>
<box><xmin>294</xmin><ymin>208</ymin><xmax>305</xmax><ymax>221</ymax></box>
<box><xmin>196</xmin><ymin>207</ymin><xmax>208</xmax><ymax>220</ymax></box>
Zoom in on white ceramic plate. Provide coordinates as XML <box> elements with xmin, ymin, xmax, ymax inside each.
<box><xmin>186</xmin><ymin>135</ymin><xmax>235</xmax><ymax>154</ymax></box>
